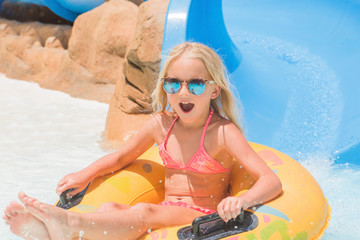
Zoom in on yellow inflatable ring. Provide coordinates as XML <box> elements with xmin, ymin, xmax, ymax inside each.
<box><xmin>57</xmin><ymin>142</ymin><xmax>331</xmax><ymax>240</ymax></box>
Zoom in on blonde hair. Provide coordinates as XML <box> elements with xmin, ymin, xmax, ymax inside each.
<box><xmin>151</xmin><ymin>42</ymin><xmax>243</xmax><ymax>132</ymax></box>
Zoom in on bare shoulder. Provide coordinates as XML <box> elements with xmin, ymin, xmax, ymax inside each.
<box><xmin>150</xmin><ymin>111</ymin><xmax>177</xmax><ymax>128</ymax></box>
<box><xmin>149</xmin><ymin>112</ymin><xmax>177</xmax><ymax>144</ymax></box>
<box><xmin>209</xmin><ymin>113</ymin><xmax>246</xmax><ymax>148</ymax></box>
<box><xmin>210</xmin><ymin>114</ymin><xmax>242</xmax><ymax>136</ymax></box>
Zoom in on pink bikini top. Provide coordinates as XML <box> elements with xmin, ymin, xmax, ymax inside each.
<box><xmin>159</xmin><ymin>109</ymin><xmax>231</xmax><ymax>174</ymax></box>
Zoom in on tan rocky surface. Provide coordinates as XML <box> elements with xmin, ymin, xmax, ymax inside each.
<box><xmin>0</xmin><ymin>0</ymin><xmax>139</xmax><ymax>104</ymax></box>
<box><xmin>104</xmin><ymin>0</ymin><xmax>169</xmax><ymax>143</ymax></box>
<box><xmin>0</xmin><ymin>0</ymin><xmax>169</xmax><ymax>144</ymax></box>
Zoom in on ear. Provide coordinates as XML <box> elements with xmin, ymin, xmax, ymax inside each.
<box><xmin>211</xmin><ymin>85</ymin><xmax>221</xmax><ymax>99</ymax></box>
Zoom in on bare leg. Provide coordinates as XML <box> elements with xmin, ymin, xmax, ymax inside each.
<box><xmin>19</xmin><ymin>192</ymin><xmax>205</xmax><ymax>240</ymax></box>
<box><xmin>3</xmin><ymin>194</ymin><xmax>50</xmax><ymax>240</ymax></box>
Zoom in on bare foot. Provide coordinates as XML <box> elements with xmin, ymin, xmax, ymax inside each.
<box><xmin>19</xmin><ymin>192</ymin><xmax>76</xmax><ymax>240</ymax></box>
<box><xmin>3</xmin><ymin>199</ymin><xmax>50</xmax><ymax>240</ymax></box>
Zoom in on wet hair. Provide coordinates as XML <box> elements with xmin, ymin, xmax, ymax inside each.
<box><xmin>151</xmin><ymin>42</ymin><xmax>243</xmax><ymax>132</ymax></box>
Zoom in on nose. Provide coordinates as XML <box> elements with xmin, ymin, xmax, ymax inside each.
<box><xmin>178</xmin><ymin>82</ymin><xmax>191</xmax><ymax>96</ymax></box>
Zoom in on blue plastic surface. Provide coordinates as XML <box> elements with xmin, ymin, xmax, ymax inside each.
<box><xmin>163</xmin><ymin>0</ymin><xmax>360</xmax><ymax>165</ymax></box>
<box><xmin>2</xmin><ymin>0</ymin><xmax>104</xmax><ymax>22</ymax></box>
<box><xmin>161</xmin><ymin>0</ymin><xmax>241</xmax><ymax>73</ymax></box>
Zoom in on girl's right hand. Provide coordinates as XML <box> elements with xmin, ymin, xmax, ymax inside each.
<box><xmin>56</xmin><ymin>170</ymin><xmax>92</xmax><ymax>197</ymax></box>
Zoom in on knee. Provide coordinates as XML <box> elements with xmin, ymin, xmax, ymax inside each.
<box><xmin>97</xmin><ymin>202</ymin><xmax>129</xmax><ymax>212</ymax></box>
<box><xmin>131</xmin><ymin>203</ymin><xmax>154</xmax><ymax>218</ymax></box>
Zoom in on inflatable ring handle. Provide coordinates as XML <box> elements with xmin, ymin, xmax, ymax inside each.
<box><xmin>177</xmin><ymin>210</ymin><xmax>258</xmax><ymax>239</ymax></box>
<box><xmin>56</xmin><ymin>183</ymin><xmax>90</xmax><ymax>209</ymax></box>
<box><xmin>192</xmin><ymin>211</ymin><xmax>244</xmax><ymax>235</ymax></box>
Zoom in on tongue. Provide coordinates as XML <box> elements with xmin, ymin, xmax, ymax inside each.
<box><xmin>180</xmin><ymin>103</ymin><xmax>194</xmax><ymax>112</ymax></box>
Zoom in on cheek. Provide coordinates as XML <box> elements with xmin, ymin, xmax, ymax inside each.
<box><xmin>167</xmin><ymin>94</ymin><xmax>177</xmax><ymax>106</ymax></box>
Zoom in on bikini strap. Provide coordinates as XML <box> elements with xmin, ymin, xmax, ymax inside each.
<box><xmin>163</xmin><ymin>114</ymin><xmax>179</xmax><ymax>142</ymax></box>
<box><xmin>200</xmin><ymin>109</ymin><xmax>214</xmax><ymax>146</ymax></box>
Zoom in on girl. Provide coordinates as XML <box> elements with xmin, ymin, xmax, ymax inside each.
<box><xmin>3</xmin><ymin>42</ymin><xmax>282</xmax><ymax>240</ymax></box>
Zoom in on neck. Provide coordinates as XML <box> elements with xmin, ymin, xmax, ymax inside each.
<box><xmin>177</xmin><ymin>108</ymin><xmax>211</xmax><ymax>130</ymax></box>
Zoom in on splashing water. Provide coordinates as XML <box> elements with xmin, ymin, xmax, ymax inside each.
<box><xmin>0</xmin><ymin>75</ymin><xmax>109</xmax><ymax>239</ymax></box>
<box><xmin>230</xmin><ymin>32</ymin><xmax>360</xmax><ymax>238</ymax></box>
<box><xmin>0</xmin><ymin>75</ymin><xmax>359</xmax><ymax>239</ymax></box>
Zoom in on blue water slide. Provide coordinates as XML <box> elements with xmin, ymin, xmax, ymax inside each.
<box><xmin>161</xmin><ymin>0</ymin><xmax>241</xmax><ymax>73</ymax></box>
<box><xmin>42</xmin><ymin>0</ymin><xmax>104</xmax><ymax>22</ymax></box>
<box><xmin>1</xmin><ymin>0</ymin><xmax>104</xmax><ymax>22</ymax></box>
<box><xmin>162</xmin><ymin>0</ymin><xmax>360</xmax><ymax>165</ymax></box>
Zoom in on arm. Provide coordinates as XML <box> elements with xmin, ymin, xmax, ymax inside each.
<box><xmin>56</xmin><ymin>115</ymin><xmax>159</xmax><ymax>196</ymax></box>
<box><xmin>217</xmin><ymin>123</ymin><xmax>282</xmax><ymax>222</ymax></box>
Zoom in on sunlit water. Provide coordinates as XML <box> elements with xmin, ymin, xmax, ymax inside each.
<box><xmin>0</xmin><ymin>75</ymin><xmax>110</xmax><ymax>239</ymax></box>
<box><xmin>0</xmin><ymin>75</ymin><xmax>359</xmax><ymax>239</ymax></box>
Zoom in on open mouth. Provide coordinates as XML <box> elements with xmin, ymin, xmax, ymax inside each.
<box><xmin>179</xmin><ymin>102</ymin><xmax>194</xmax><ymax>113</ymax></box>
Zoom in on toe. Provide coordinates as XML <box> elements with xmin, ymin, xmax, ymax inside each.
<box><xmin>3</xmin><ymin>212</ymin><xmax>10</xmax><ymax>223</ymax></box>
<box><xmin>5</xmin><ymin>205</ymin><xmax>13</xmax><ymax>217</ymax></box>
<box><xmin>10</xmin><ymin>201</ymin><xmax>25</xmax><ymax>214</ymax></box>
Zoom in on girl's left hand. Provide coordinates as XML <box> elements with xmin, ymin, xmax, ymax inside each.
<box><xmin>217</xmin><ymin>196</ymin><xmax>249</xmax><ymax>222</ymax></box>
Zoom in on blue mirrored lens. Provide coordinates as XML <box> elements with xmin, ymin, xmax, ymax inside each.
<box><xmin>163</xmin><ymin>79</ymin><xmax>181</xmax><ymax>94</ymax></box>
<box><xmin>188</xmin><ymin>80</ymin><xmax>206</xmax><ymax>95</ymax></box>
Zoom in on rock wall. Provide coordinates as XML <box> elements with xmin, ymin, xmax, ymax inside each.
<box><xmin>0</xmin><ymin>0</ymin><xmax>169</xmax><ymax>144</ymax></box>
<box><xmin>105</xmin><ymin>0</ymin><xmax>169</xmax><ymax>143</ymax></box>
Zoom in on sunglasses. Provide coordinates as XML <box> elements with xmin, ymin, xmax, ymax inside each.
<box><xmin>161</xmin><ymin>77</ymin><xmax>215</xmax><ymax>95</ymax></box>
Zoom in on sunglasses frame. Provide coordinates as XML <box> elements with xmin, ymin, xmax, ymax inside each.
<box><xmin>161</xmin><ymin>77</ymin><xmax>216</xmax><ymax>95</ymax></box>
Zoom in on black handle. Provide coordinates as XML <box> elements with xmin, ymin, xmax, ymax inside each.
<box><xmin>57</xmin><ymin>184</ymin><xmax>90</xmax><ymax>209</ymax></box>
<box><xmin>192</xmin><ymin>211</ymin><xmax>244</xmax><ymax>235</ymax></box>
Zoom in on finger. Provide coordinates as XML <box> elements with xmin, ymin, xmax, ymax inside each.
<box><xmin>56</xmin><ymin>183</ymin><xmax>71</xmax><ymax>196</ymax></box>
<box><xmin>57</xmin><ymin>178</ymin><xmax>66</xmax><ymax>188</ymax></box>
<box><xmin>235</xmin><ymin>201</ymin><xmax>242</xmax><ymax>216</ymax></box>
<box><xmin>67</xmin><ymin>187</ymin><xmax>82</xmax><ymax>197</ymax></box>
<box><xmin>217</xmin><ymin>201</ymin><xmax>226</xmax><ymax>221</ymax></box>
<box><xmin>229</xmin><ymin>200</ymin><xmax>238</xmax><ymax>219</ymax></box>
<box><xmin>223</xmin><ymin>201</ymin><xmax>232</xmax><ymax>222</ymax></box>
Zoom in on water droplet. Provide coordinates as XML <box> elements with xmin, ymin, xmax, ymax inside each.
<box><xmin>104</xmin><ymin>230</ymin><xmax>107</xmax><ymax>235</ymax></box>
<box><xmin>147</xmin><ymin>229</ymin><xmax>152</xmax><ymax>233</ymax></box>
<box><xmin>130</xmin><ymin>226</ymin><xmax>134</xmax><ymax>229</ymax></box>
<box><xmin>79</xmin><ymin>230</ymin><xmax>84</xmax><ymax>239</ymax></box>
<box><xmin>159</xmin><ymin>180</ymin><xmax>162</xmax><ymax>183</ymax></box>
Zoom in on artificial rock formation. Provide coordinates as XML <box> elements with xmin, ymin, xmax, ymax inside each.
<box><xmin>104</xmin><ymin>0</ymin><xmax>169</xmax><ymax>142</ymax></box>
<box><xmin>0</xmin><ymin>0</ymin><xmax>139</xmax><ymax>103</ymax></box>
<box><xmin>0</xmin><ymin>0</ymin><xmax>169</xmax><ymax>144</ymax></box>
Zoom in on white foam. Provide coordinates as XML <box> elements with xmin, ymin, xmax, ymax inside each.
<box><xmin>0</xmin><ymin>75</ymin><xmax>109</xmax><ymax>239</ymax></box>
